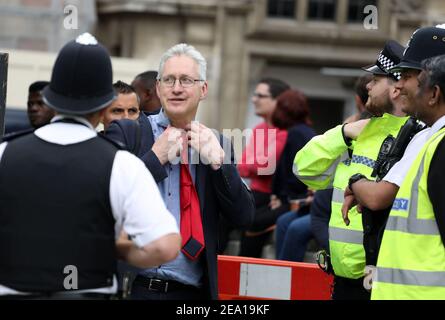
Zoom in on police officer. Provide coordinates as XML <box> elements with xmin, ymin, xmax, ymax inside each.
<box><xmin>340</xmin><ymin>26</ymin><xmax>445</xmax><ymax>299</ymax></box>
<box><xmin>0</xmin><ymin>33</ymin><xmax>181</xmax><ymax>299</ymax></box>
<box><xmin>371</xmin><ymin>54</ymin><xmax>445</xmax><ymax>300</ymax></box>
<box><xmin>343</xmin><ymin>26</ymin><xmax>445</xmax><ymax>216</ymax></box>
<box><xmin>294</xmin><ymin>40</ymin><xmax>408</xmax><ymax>300</ymax></box>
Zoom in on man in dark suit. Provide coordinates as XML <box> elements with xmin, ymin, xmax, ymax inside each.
<box><xmin>105</xmin><ymin>43</ymin><xmax>254</xmax><ymax>300</ymax></box>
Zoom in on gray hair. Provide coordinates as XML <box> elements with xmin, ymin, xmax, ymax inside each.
<box><xmin>421</xmin><ymin>54</ymin><xmax>445</xmax><ymax>99</ymax></box>
<box><xmin>157</xmin><ymin>43</ymin><xmax>207</xmax><ymax>82</ymax></box>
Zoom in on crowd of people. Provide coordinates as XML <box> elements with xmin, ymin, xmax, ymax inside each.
<box><xmin>1</xmin><ymin>23</ymin><xmax>445</xmax><ymax>300</ymax></box>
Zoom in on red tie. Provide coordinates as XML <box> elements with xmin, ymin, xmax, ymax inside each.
<box><xmin>180</xmin><ymin>137</ymin><xmax>205</xmax><ymax>260</ymax></box>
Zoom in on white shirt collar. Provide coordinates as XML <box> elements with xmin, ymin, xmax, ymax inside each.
<box><xmin>35</xmin><ymin>115</ymin><xmax>97</xmax><ymax>145</ymax></box>
<box><xmin>50</xmin><ymin>114</ymin><xmax>95</xmax><ymax>130</ymax></box>
<box><xmin>428</xmin><ymin>115</ymin><xmax>445</xmax><ymax>138</ymax></box>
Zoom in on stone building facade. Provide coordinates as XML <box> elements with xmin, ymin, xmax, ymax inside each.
<box><xmin>96</xmin><ymin>0</ymin><xmax>445</xmax><ymax>133</ymax></box>
<box><xmin>1</xmin><ymin>0</ymin><xmax>445</xmax><ymax>133</ymax></box>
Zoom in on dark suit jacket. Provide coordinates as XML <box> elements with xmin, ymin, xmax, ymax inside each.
<box><xmin>105</xmin><ymin>114</ymin><xmax>255</xmax><ymax>299</ymax></box>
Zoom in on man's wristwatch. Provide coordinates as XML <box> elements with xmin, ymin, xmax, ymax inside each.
<box><xmin>348</xmin><ymin>173</ymin><xmax>367</xmax><ymax>192</ymax></box>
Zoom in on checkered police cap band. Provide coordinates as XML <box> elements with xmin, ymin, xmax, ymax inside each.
<box><xmin>377</xmin><ymin>53</ymin><xmax>401</xmax><ymax>80</ymax></box>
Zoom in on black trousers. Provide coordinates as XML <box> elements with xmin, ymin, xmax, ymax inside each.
<box><xmin>332</xmin><ymin>276</ymin><xmax>371</xmax><ymax>300</ymax></box>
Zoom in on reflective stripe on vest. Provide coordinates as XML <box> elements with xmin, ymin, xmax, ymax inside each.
<box><xmin>330</xmin><ymin>188</ymin><xmax>363</xmax><ymax>244</ymax></box>
<box><xmin>377</xmin><ymin>267</ymin><xmax>445</xmax><ymax>287</ymax></box>
<box><xmin>332</xmin><ymin>187</ymin><xmax>344</xmax><ymax>203</ymax></box>
<box><xmin>329</xmin><ymin>226</ymin><xmax>363</xmax><ymax>244</ymax></box>
<box><xmin>328</xmin><ymin>115</ymin><xmax>408</xmax><ymax>280</ymax></box>
<box><xmin>386</xmin><ymin>155</ymin><xmax>439</xmax><ymax>235</ymax></box>
<box><xmin>385</xmin><ymin>216</ymin><xmax>439</xmax><ymax>235</ymax></box>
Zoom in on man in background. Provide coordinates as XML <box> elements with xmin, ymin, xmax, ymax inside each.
<box><xmin>102</xmin><ymin>81</ymin><xmax>140</xmax><ymax>130</ymax></box>
<box><xmin>132</xmin><ymin>71</ymin><xmax>161</xmax><ymax>115</ymax></box>
<box><xmin>27</xmin><ymin>81</ymin><xmax>55</xmax><ymax>129</ymax></box>
<box><xmin>344</xmin><ymin>74</ymin><xmax>373</xmax><ymax>123</ymax></box>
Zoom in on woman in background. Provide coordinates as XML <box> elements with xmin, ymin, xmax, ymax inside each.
<box><xmin>239</xmin><ymin>89</ymin><xmax>316</xmax><ymax>258</ymax></box>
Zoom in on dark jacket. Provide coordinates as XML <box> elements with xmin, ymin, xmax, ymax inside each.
<box><xmin>272</xmin><ymin>123</ymin><xmax>316</xmax><ymax>202</ymax></box>
<box><xmin>105</xmin><ymin>114</ymin><xmax>255</xmax><ymax>299</ymax></box>
<box><xmin>310</xmin><ymin>189</ymin><xmax>332</xmax><ymax>252</ymax></box>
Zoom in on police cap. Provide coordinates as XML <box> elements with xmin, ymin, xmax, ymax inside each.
<box><xmin>363</xmin><ymin>40</ymin><xmax>405</xmax><ymax>81</ymax></box>
<box><xmin>42</xmin><ymin>33</ymin><xmax>116</xmax><ymax>115</ymax></box>
<box><xmin>390</xmin><ymin>25</ymin><xmax>445</xmax><ymax>73</ymax></box>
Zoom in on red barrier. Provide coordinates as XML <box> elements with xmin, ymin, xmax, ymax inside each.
<box><xmin>218</xmin><ymin>255</ymin><xmax>333</xmax><ymax>300</ymax></box>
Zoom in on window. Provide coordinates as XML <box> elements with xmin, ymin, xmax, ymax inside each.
<box><xmin>267</xmin><ymin>0</ymin><xmax>296</xmax><ymax>18</ymax></box>
<box><xmin>308</xmin><ymin>0</ymin><xmax>337</xmax><ymax>21</ymax></box>
<box><xmin>348</xmin><ymin>0</ymin><xmax>377</xmax><ymax>22</ymax></box>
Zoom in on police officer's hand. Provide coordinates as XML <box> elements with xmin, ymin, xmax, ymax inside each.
<box><xmin>341</xmin><ymin>186</ymin><xmax>363</xmax><ymax>226</ymax></box>
<box><xmin>152</xmin><ymin>126</ymin><xmax>185</xmax><ymax>165</ymax></box>
<box><xmin>343</xmin><ymin>119</ymin><xmax>370</xmax><ymax>140</ymax></box>
<box><xmin>186</xmin><ymin>122</ymin><xmax>225</xmax><ymax>170</ymax></box>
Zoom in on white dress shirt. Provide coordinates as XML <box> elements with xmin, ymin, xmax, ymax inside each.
<box><xmin>384</xmin><ymin>116</ymin><xmax>445</xmax><ymax>186</ymax></box>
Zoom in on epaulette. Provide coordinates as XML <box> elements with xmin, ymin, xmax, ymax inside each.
<box><xmin>1</xmin><ymin>128</ymin><xmax>35</xmax><ymax>142</ymax></box>
<box><xmin>97</xmin><ymin>131</ymin><xmax>126</xmax><ymax>150</ymax></box>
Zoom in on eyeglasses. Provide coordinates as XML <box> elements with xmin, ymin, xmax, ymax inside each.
<box><xmin>160</xmin><ymin>76</ymin><xmax>204</xmax><ymax>88</ymax></box>
<box><xmin>253</xmin><ymin>93</ymin><xmax>272</xmax><ymax>99</ymax></box>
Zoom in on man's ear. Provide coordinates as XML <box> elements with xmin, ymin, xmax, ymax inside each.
<box><xmin>156</xmin><ymin>81</ymin><xmax>161</xmax><ymax>99</ymax></box>
<box><xmin>99</xmin><ymin>107</ymin><xmax>107</xmax><ymax>118</ymax></box>
<box><xmin>354</xmin><ymin>95</ymin><xmax>365</xmax><ymax>113</ymax></box>
<box><xmin>199</xmin><ymin>81</ymin><xmax>208</xmax><ymax>101</ymax></box>
<box><xmin>390</xmin><ymin>85</ymin><xmax>401</xmax><ymax>100</ymax></box>
<box><xmin>431</xmin><ymin>85</ymin><xmax>442</xmax><ymax>106</ymax></box>
<box><xmin>143</xmin><ymin>88</ymin><xmax>152</xmax><ymax>99</ymax></box>
<box><xmin>98</xmin><ymin>108</ymin><xmax>107</xmax><ymax>124</ymax></box>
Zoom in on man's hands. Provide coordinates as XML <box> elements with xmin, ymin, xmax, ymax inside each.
<box><xmin>269</xmin><ymin>190</ymin><xmax>315</xmax><ymax>212</ymax></box>
<box><xmin>289</xmin><ymin>190</ymin><xmax>315</xmax><ymax>212</ymax></box>
<box><xmin>187</xmin><ymin>122</ymin><xmax>225</xmax><ymax>170</ymax></box>
<box><xmin>152</xmin><ymin>122</ymin><xmax>225</xmax><ymax>170</ymax></box>
<box><xmin>343</xmin><ymin>119</ymin><xmax>371</xmax><ymax>140</ymax></box>
<box><xmin>341</xmin><ymin>186</ymin><xmax>363</xmax><ymax>226</ymax></box>
<box><xmin>152</xmin><ymin>126</ymin><xmax>184</xmax><ymax>165</ymax></box>
<box><xmin>269</xmin><ymin>194</ymin><xmax>282</xmax><ymax>210</ymax></box>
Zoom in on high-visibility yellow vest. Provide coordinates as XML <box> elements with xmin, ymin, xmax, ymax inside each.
<box><xmin>372</xmin><ymin>128</ymin><xmax>445</xmax><ymax>300</ymax></box>
<box><xmin>294</xmin><ymin>113</ymin><xmax>408</xmax><ymax>279</ymax></box>
<box><xmin>329</xmin><ymin>114</ymin><xmax>408</xmax><ymax>279</ymax></box>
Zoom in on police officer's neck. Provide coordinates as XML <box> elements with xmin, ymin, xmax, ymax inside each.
<box><xmin>84</xmin><ymin>111</ymin><xmax>104</xmax><ymax>128</ymax></box>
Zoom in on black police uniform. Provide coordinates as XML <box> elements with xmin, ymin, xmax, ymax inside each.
<box><xmin>0</xmin><ymin>33</ymin><xmax>119</xmax><ymax>299</ymax></box>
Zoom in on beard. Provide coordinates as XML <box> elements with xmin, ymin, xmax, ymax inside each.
<box><xmin>365</xmin><ymin>95</ymin><xmax>394</xmax><ymax>117</ymax></box>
